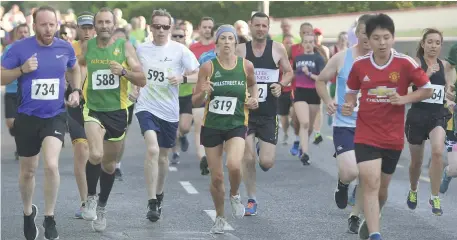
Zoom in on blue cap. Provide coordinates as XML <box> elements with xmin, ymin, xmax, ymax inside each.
<box><xmin>77</xmin><ymin>14</ymin><xmax>94</xmax><ymax>26</ymax></box>
<box><xmin>215</xmin><ymin>25</ymin><xmax>238</xmax><ymax>43</ymax></box>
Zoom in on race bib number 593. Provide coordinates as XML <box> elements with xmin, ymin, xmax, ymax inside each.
<box><xmin>147</xmin><ymin>68</ymin><xmax>168</xmax><ymax>86</ymax></box>
<box><xmin>31</xmin><ymin>79</ymin><xmax>59</xmax><ymax>100</ymax></box>
<box><xmin>421</xmin><ymin>84</ymin><xmax>444</xmax><ymax>104</ymax></box>
<box><xmin>208</xmin><ymin>96</ymin><xmax>237</xmax><ymax>115</ymax></box>
<box><xmin>92</xmin><ymin>69</ymin><xmax>120</xmax><ymax>90</ymax></box>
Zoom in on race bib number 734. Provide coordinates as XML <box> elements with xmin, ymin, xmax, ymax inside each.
<box><xmin>92</xmin><ymin>69</ymin><xmax>120</xmax><ymax>90</ymax></box>
<box><xmin>421</xmin><ymin>84</ymin><xmax>444</xmax><ymax>104</ymax></box>
<box><xmin>31</xmin><ymin>79</ymin><xmax>59</xmax><ymax>100</ymax></box>
<box><xmin>208</xmin><ymin>96</ymin><xmax>237</xmax><ymax>115</ymax></box>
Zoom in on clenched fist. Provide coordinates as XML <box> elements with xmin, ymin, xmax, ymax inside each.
<box><xmin>21</xmin><ymin>53</ymin><xmax>38</xmax><ymax>74</ymax></box>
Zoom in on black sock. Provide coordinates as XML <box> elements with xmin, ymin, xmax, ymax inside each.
<box><xmin>98</xmin><ymin>170</ymin><xmax>115</xmax><ymax>207</ymax></box>
<box><xmin>86</xmin><ymin>161</ymin><xmax>101</xmax><ymax>196</ymax></box>
<box><xmin>9</xmin><ymin>127</ymin><xmax>15</xmax><ymax>137</ymax></box>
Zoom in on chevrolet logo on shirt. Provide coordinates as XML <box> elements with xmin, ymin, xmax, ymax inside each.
<box><xmin>367</xmin><ymin>86</ymin><xmax>396</xmax><ymax>98</ymax></box>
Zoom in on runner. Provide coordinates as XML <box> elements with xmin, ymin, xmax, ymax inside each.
<box><xmin>440</xmin><ymin>42</ymin><xmax>457</xmax><ymax>194</ymax></box>
<box><xmin>236</xmin><ymin>12</ymin><xmax>293</xmax><ymax>216</ymax></box>
<box><xmin>68</xmin><ymin>11</ymin><xmax>95</xmax><ymax>219</ymax></box>
<box><xmin>277</xmin><ymin>34</ymin><xmax>294</xmax><ymax>145</ymax></box>
<box><xmin>171</xmin><ymin>26</ymin><xmax>196</xmax><ymax>164</ymax></box>
<box><xmin>79</xmin><ymin>7</ymin><xmax>146</xmax><ymax>232</ymax></box>
<box><xmin>134</xmin><ymin>9</ymin><xmax>199</xmax><ymax>222</ymax></box>
<box><xmin>291</xmin><ymin>33</ymin><xmax>326</xmax><ymax>165</ymax></box>
<box><xmin>343</xmin><ymin>13</ymin><xmax>433</xmax><ymax>240</ymax></box>
<box><xmin>405</xmin><ymin>28</ymin><xmax>456</xmax><ymax>216</ymax></box>
<box><xmin>189</xmin><ymin>16</ymin><xmax>216</xmax><ymax>175</ymax></box>
<box><xmin>2</xmin><ymin>23</ymin><xmax>30</xmax><ymax>161</ymax></box>
<box><xmin>1</xmin><ymin>6</ymin><xmax>82</xmax><ymax>240</ymax></box>
<box><xmin>315</xmin><ymin>14</ymin><xmax>373</xmax><ymax>233</ymax></box>
<box><xmin>192</xmin><ymin>25</ymin><xmax>258</xmax><ymax>233</ymax></box>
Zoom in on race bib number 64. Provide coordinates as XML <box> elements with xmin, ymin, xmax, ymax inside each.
<box><xmin>421</xmin><ymin>84</ymin><xmax>444</xmax><ymax>104</ymax></box>
<box><xmin>209</xmin><ymin>96</ymin><xmax>237</xmax><ymax>115</ymax></box>
<box><xmin>92</xmin><ymin>69</ymin><xmax>120</xmax><ymax>90</ymax></box>
<box><xmin>31</xmin><ymin>78</ymin><xmax>59</xmax><ymax>100</ymax></box>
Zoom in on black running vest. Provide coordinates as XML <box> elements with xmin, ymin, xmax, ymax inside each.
<box><xmin>411</xmin><ymin>56</ymin><xmax>446</xmax><ymax>111</ymax></box>
<box><xmin>245</xmin><ymin>40</ymin><xmax>280</xmax><ymax>117</ymax></box>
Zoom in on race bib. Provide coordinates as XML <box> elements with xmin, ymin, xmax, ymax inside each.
<box><xmin>31</xmin><ymin>79</ymin><xmax>59</xmax><ymax>100</ymax></box>
<box><xmin>258</xmin><ymin>84</ymin><xmax>268</xmax><ymax>102</ymax></box>
<box><xmin>92</xmin><ymin>69</ymin><xmax>120</xmax><ymax>90</ymax></box>
<box><xmin>208</xmin><ymin>96</ymin><xmax>237</xmax><ymax>115</ymax></box>
<box><xmin>147</xmin><ymin>68</ymin><xmax>169</xmax><ymax>86</ymax></box>
<box><xmin>354</xmin><ymin>92</ymin><xmax>362</xmax><ymax>112</ymax></box>
<box><xmin>421</xmin><ymin>84</ymin><xmax>444</xmax><ymax>104</ymax></box>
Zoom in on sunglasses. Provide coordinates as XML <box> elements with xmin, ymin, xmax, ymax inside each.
<box><xmin>172</xmin><ymin>35</ymin><xmax>184</xmax><ymax>38</ymax></box>
<box><xmin>151</xmin><ymin>24</ymin><xmax>171</xmax><ymax>30</ymax></box>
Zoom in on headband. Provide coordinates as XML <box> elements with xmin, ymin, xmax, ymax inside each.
<box><xmin>216</xmin><ymin>26</ymin><xmax>238</xmax><ymax>43</ymax></box>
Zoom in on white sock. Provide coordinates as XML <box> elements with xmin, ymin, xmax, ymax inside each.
<box><xmin>431</xmin><ymin>195</ymin><xmax>439</xmax><ymax>200</ymax></box>
<box><xmin>295</xmin><ymin>135</ymin><xmax>300</xmax><ymax>142</ymax></box>
<box><xmin>116</xmin><ymin>163</ymin><xmax>121</xmax><ymax>168</ymax></box>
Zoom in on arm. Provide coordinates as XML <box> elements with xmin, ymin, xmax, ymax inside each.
<box><xmin>445</xmin><ymin>60</ymin><xmax>456</xmax><ymax>91</ymax></box>
<box><xmin>78</xmin><ymin>41</ymin><xmax>87</xmax><ymax>67</ymax></box>
<box><xmin>182</xmin><ymin>46</ymin><xmax>201</xmax><ymax>84</ymax></box>
<box><xmin>66</xmin><ymin>62</ymin><xmax>82</xmax><ymax>90</ymax></box>
<box><xmin>277</xmin><ymin>42</ymin><xmax>294</xmax><ymax>87</ymax></box>
<box><xmin>192</xmin><ymin>62</ymin><xmax>212</xmax><ymax>107</ymax></box>
<box><xmin>345</xmin><ymin>63</ymin><xmax>361</xmax><ymax>107</ymax></box>
<box><xmin>316</xmin><ymin>52</ymin><xmax>341</xmax><ymax>104</ymax></box>
<box><xmin>184</xmin><ymin>69</ymin><xmax>199</xmax><ymax>83</ymax></box>
<box><xmin>245</xmin><ymin>60</ymin><xmax>258</xmax><ymax>100</ymax></box>
<box><xmin>1</xmin><ymin>45</ymin><xmax>22</xmax><ymax>85</ymax></box>
<box><xmin>124</xmin><ymin>41</ymin><xmax>146</xmax><ymax>87</ymax></box>
<box><xmin>402</xmin><ymin>61</ymin><xmax>433</xmax><ymax>104</ymax></box>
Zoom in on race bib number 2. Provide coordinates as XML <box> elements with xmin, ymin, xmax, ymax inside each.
<box><xmin>258</xmin><ymin>84</ymin><xmax>268</xmax><ymax>102</ymax></box>
<box><xmin>422</xmin><ymin>84</ymin><xmax>444</xmax><ymax>104</ymax></box>
<box><xmin>209</xmin><ymin>96</ymin><xmax>237</xmax><ymax>115</ymax></box>
<box><xmin>147</xmin><ymin>68</ymin><xmax>169</xmax><ymax>86</ymax></box>
<box><xmin>31</xmin><ymin>79</ymin><xmax>59</xmax><ymax>100</ymax></box>
<box><xmin>92</xmin><ymin>69</ymin><xmax>120</xmax><ymax>90</ymax></box>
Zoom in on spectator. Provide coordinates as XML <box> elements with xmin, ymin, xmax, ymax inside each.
<box><xmin>330</xmin><ymin>31</ymin><xmax>348</xmax><ymax>57</ymax></box>
<box><xmin>113</xmin><ymin>8</ymin><xmax>128</xmax><ymax>28</ymax></box>
<box><xmin>273</xmin><ymin>19</ymin><xmax>301</xmax><ymax>43</ymax></box>
<box><xmin>234</xmin><ymin>20</ymin><xmax>251</xmax><ymax>43</ymax></box>
<box><xmin>130</xmin><ymin>17</ymin><xmax>146</xmax><ymax>44</ymax></box>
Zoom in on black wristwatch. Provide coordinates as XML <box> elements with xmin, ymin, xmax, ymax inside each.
<box><xmin>183</xmin><ymin>76</ymin><xmax>188</xmax><ymax>84</ymax></box>
<box><xmin>72</xmin><ymin>88</ymin><xmax>82</xmax><ymax>96</ymax></box>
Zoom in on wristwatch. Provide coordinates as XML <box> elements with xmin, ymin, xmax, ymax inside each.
<box><xmin>72</xmin><ymin>88</ymin><xmax>82</xmax><ymax>96</ymax></box>
<box><xmin>121</xmin><ymin>68</ymin><xmax>127</xmax><ymax>76</ymax></box>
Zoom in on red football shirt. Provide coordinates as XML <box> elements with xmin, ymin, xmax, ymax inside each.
<box><xmin>189</xmin><ymin>42</ymin><xmax>216</xmax><ymax>60</ymax></box>
<box><xmin>347</xmin><ymin>50</ymin><xmax>430</xmax><ymax>150</ymax></box>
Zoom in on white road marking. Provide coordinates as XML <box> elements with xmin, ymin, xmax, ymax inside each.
<box><xmin>169</xmin><ymin>166</ymin><xmax>177</xmax><ymax>172</ymax></box>
<box><xmin>179</xmin><ymin>181</ymin><xmax>199</xmax><ymax>194</ymax></box>
<box><xmin>420</xmin><ymin>176</ymin><xmax>431</xmax><ymax>182</ymax></box>
<box><xmin>203</xmin><ymin>210</ymin><xmax>234</xmax><ymax>230</ymax></box>
<box><xmin>397</xmin><ymin>164</ymin><xmax>404</xmax><ymax>168</ymax></box>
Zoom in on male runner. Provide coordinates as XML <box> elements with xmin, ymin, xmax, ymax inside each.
<box><xmin>343</xmin><ymin>14</ymin><xmax>432</xmax><ymax>240</ymax></box>
<box><xmin>190</xmin><ymin>17</ymin><xmax>216</xmax><ymax>175</ymax></box>
<box><xmin>1</xmin><ymin>6</ymin><xmax>81</xmax><ymax>240</ymax></box>
<box><xmin>135</xmin><ymin>9</ymin><xmax>199</xmax><ymax>222</ymax></box>
<box><xmin>277</xmin><ymin>34</ymin><xmax>294</xmax><ymax>145</ymax></box>
<box><xmin>316</xmin><ymin>14</ymin><xmax>373</xmax><ymax>233</ymax></box>
<box><xmin>79</xmin><ymin>7</ymin><xmax>146</xmax><ymax>232</ymax></box>
<box><xmin>2</xmin><ymin>23</ymin><xmax>30</xmax><ymax>161</ymax></box>
<box><xmin>68</xmin><ymin>11</ymin><xmax>96</xmax><ymax>219</ymax></box>
<box><xmin>236</xmin><ymin>12</ymin><xmax>293</xmax><ymax>216</ymax></box>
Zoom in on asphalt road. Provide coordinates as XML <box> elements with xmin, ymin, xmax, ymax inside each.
<box><xmin>1</xmin><ymin>110</ymin><xmax>456</xmax><ymax>240</ymax></box>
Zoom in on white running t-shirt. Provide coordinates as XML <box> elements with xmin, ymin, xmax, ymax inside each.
<box><xmin>135</xmin><ymin>40</ymin><xmax>200</xmax><ymax>122</ymax></box>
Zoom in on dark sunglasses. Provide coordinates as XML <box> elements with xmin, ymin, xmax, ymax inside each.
<box><xmin>151</xmin><ymin>24</ymin><xmax>171</xmax><ymax>30</ymax></box>
<box><xmin>172</xmin><ymin>35</ymin><xmax>184</xmax><ymax>38</ymax></box>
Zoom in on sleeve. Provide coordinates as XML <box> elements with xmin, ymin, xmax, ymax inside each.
<box><xmin>406</xmin><ymin>58</ymin><xmax>430</xmax><ymax>88</ymax></box>
<box><xmin>346</xmin><ymin>61</ymin><xmax>361</xmax><ymax>92</ymax></box>
<box><xmin>182</xmin><ymin>45</ymin><xmax>200</xmax><ymax>72</ymax></box>
<box><xmin>446</xmin><ymin>43</ymin><xmax>457</xmax><ymax>67</ymax></box>
<box><xmin>66</xmin><ymin>43</ymin><xmax>77</xmax><ymax>69</ymax></box>
<box><xmin>1</xmin><ymin>44</ymin><xmax>21</xmax><ymax>69</ymax></box>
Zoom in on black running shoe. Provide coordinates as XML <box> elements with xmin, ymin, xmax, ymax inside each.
<box><xmin>200</xmin><ymin>156</ymin><xmax>210</xmax><ymax>175</ymax></box>
<box><xmin>300</xmin><ymin>153</ymin><xmax>310</xmax><ymax>165</ymax></box>
<box><xmin>335</xmin><ymin>180</ymin><xmax>349</xmax><ymax>209</ymax></box>
<box><xmin>115</xmin><ymin>168</ymin><xmax>123</xmax><ymax>181</ymax></box>
<box><xmin>43</xmin><ymin>215</ymin><xmax>59</xmax><ymax>240</ymax></box>
<box><xmin>180</xmin><ymin>136</ymin><xmax>189</xmax><ymax>152</ymax></box>
<box><xmin>24</xmin><ymin>204</ymin><xmax>38</xmax><ymax>240</ymax></box>
<box><xmin>147</xmin><ymin>199</ymin><xmax>160</xmax><ymax>222</ymax></box>
<box><xmin>348</xmin><ymin>215</ymin><xmax>360</xmax><ymax>234</ymax></box>
<box><xmin>156</xmin><ymin>192</ymin><xmax>164</xmax><ymax>216</ymax></box>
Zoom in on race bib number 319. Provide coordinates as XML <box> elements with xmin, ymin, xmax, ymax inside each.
<box><xmin>92</xmin><ymin>69</ymin><xmax>120</xmax><ymax>90</ymax></box>
<box><xmin>31</xmin><ymin>78</ymin><xmax>59</xmax><ymax>100</ymax></box>
<box><xmin>208</xmin><ymin>96</ymin><xmax>237</xmax><ymax>115</ymax></box>
<box><xmin>421</xmin><ymin>84</ymin><xmax>444</xmax><ymax>104</ymax></box>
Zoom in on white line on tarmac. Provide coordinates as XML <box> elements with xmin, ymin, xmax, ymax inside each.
<box><xmin>203</xmin><ymin>210</ymin><xmax>234</xmax><ymax>230</ymax></box>
<box><xmin>169</xmin><ymin>166</ymin><xmax>177</xmax><ymax>172</ymax></box>
<box><xmin>179</xmin><ymin>181</ymin><xmax>199</xmax><ymax>194</ymax></box>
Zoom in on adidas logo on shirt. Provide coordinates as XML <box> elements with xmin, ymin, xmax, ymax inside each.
<box><xmin>363</xmin><ymin>75</ymin><xmax>370</xmax><ymax>82</ymax></box>
<box><xmin>215</xmin><ymin>71</ymin><xmax>222</xmax><ymax>78</ymax></box>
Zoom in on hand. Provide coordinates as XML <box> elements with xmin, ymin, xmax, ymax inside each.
<box><xmin>447</xmin><ymin>100</ymin><xmax>456</xmax><ymax>110</ymax></box>
<box><xmin>446</xmin><ymin>89</ymin><xmax>455</xmax><ymax>102</ymax></box>
<box><xmin>270</xmin><ymin>83</ymin><xmax>282</xmax><ymax>97</ymax></box>
<box><xmin>426</xmin><ymin>63</ymin><xmax>440</xmax><ymax>77</ymax></box>
<box><xmin>167</xmin><ymin>75</ymin><xmax>182</xmax><ymax>86</ymax></box>
<box><xmin>326</xmin><ymin>100</ymin><xmax>338</xmax><ymax>115</ymax></box>
<box><xmin>67</xmin><ymin>91</ymin><xmax>80</xmax><ymax>107</ymax></box>
<box><xmin>109</xmin><ymin>61</ymin><xmax>124</xmax><ymax>76</ymax></box>
<box><xmin>21</xmin><ymin>53</ymin><xmax>38</xmax><ymax>73</ymax></box>
<box><xmin>128</xmin><ymin>88</ymin><xmax>140</xmax><ymax>102</ymax></box>
<box><xmin>200</xmin><ymin>77</ymin><xmax>214</xmax><ymax>94</ymax></box>
<box><xmin>341</xmin><ymin>103</ymin><xmax>354</xmax><ymax>116</ymax></box>
<box><xmin>302</xmin><ymin>65</ymin><xmax>309</xmax><ymax>76</ymax></box>
<box><xmin>245</xmin><ymin>97</ymin><xmax>259</xmax><ymax>109</ymax></box>
<box><xmin>387</xmin><ymin>92</ymin><xmax>406</xmax><ymax>105</ymax></box>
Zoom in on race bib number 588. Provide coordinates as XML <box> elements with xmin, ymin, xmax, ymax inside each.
<box><xmin>92</xmin><ymin>69</ymin><xmax>120</xmax><ymax>90</ymax></box>
<box><xmin>209</xmin><ymin>96</ymin><xmax>237</xmax><ymax>115</ymax></box>
<box><xmin>31</xmin><ymin>79</ymin><xmax>59</xmax><ymax>100</ymax></box>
